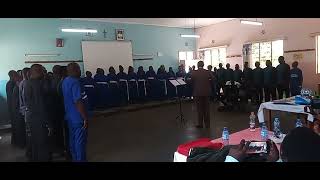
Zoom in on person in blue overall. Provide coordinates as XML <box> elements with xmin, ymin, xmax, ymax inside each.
<box><xmin>137</xmin><ymin>66</ymin><xmax>147</xmax><ymax>101</ymax></box>
<box><xmin>93</xmin><ymin>68</ymin><xmax>109</xmax><ymax>108</ymax></box>
<box><xmin>146</xmin><ymin>66</ymin><xmax>158</xmax><ymax>100</ymax></box>
<box><xmin>62</xmin><ymin>63</ymin><xmax>89</xmax><ymax>162</ymax></box>
<box><xmin>290</xmin><ymin>61</ymin><xmax>303</xmax><ymax>96</ymax></box>
<box><xmin>157</xmin><ymin>65</ymin><xmax>168</xmax><ymax>99</ymax></box>
<box><xmin>107</xmin><ymin>66</ymin><xmax>120</xmax><ymax>107</ymax></box>
<box><xmin>127</xmin><ymin>66</ymin><xmax>138</xmax><ymax>104</ymax></box>
<box><xmin>82</xmin><ymin>71</ymin><xmax>96</xmax><ymax>111</ymax></box>
<box><xmin>117</xmin><ymin>65</ymin><xmax>128</xmax><ymax>105</ymax></box>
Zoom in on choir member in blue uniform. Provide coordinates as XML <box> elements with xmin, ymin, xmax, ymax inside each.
<box><xmin>93</xmin><ymin>68</ymin><xmax>109</xmax><ymax>108</ymax></box>
<box><xmin>107</xmin><ymin>66</ymin><xmax>120</xmax><ymax>106</ymax></box>
<box><xmin>146</xmin><ymin>66</ymin><xmax>158</xmax><ymax>100</ymax></box>
<box><xmin>117</xmin><ymin>65</ymin><xmax>129</xmax><ymax>105</ymax></box>
<box><xmin>166</xmin><ymin>67</ymin><xmax>177</xmax><ymax>99</ymax></box>
<box><xmin>185</xmin><ymin>67</ymin><xmax>193</xmax><ymax>98</ymax></box>
<box><xmin>137</xmin><ymin>66</ymin><xmax>147</xmax><ymax>101</ymax></box>
<box><xmin>157</xmin><ymin>65</ymin><xmax>168</xmax><ymax>99</ymax></box>
<box><xmin>290</xmin><ymin>61</ymin><xmax>303</xmax><ymax>96</ymax></box>
<box><xmin>62</xmin><ymin>63</ymin><xmax>89</xmax><ymax>162</ymax></box>
<box><xmin>127</xmin><ymin>66</ymin><xmax>138</xmax><ymax>103</ymax></box>
<box><xmin>176</xmin><ymin>65</ymin><xmax>186</xmax><ymax>78</ymax></box>
<box><xmin>175</xmin><ymin>65</ymin><xmax>186</xmax><ymax>97</ymax></box>
<box><xmin>82</xmin><ymin>71</ymin><xmax>96</xmax><ymax>111</ymax></box>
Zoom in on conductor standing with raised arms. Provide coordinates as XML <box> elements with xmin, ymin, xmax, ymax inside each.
<box><xmin>192</xmin><ymin>61</ymin><xmax>213</xmax><ymax>129</ymax></box>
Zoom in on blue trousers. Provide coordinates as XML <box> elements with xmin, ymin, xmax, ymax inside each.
<box><xmin>68</xmin><ymin>123</ymin><xmax>87</xmax><ymax>162</ymax></box>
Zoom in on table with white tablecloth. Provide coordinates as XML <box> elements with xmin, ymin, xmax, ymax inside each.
<box><xmin>257</xmin><ymin>101</ymin><xmax>314</xmax><ymax>130</ymax></box>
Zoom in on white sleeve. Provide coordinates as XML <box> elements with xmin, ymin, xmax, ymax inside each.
<box><xmin>224</xmin><ymin>156</ymin><xmax>239</xmax><ymax>162</ymax></box>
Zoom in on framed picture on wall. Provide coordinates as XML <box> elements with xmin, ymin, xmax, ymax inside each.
<box><xmin>116</xmin><ymin>29</ymin><xmax>125</xmax><ymax>41</ymax></box>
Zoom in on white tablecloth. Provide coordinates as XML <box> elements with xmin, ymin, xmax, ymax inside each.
<box><xmin>257</xmin><ymin>101</ymin><xmax>314</xmax><ymax>123</ymax></box>
<box><xmin>173</xmin><ymin>152</ymin><xmax>187</xmax><ymax>162</ymax></box>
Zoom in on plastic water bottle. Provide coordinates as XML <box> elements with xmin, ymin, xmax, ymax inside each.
<box><xmin>222</xmin><ymin>127</ymin><xmax>229</xmax><ymax>146</ymax></box>
<box><xmin>249</xmin><ymin>112</ymin><xmax>256</xmax><ymax>131</ymax></box>
<box><xmin>261</xmin><ymin>123</ymin><xmax>268</xmax><ymax>141</ymax></box>
<box><xmin>273</xmin><ymin>117</ymin><xmax>281</xmax><ymax>138</ymax></box>
<box><xmin>295</xmin><ymin>118</ymin><xmax>303</xmax><ymax>128</ymax></box>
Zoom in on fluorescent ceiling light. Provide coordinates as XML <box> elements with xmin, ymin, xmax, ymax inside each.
<box><xmin>180</xmin><ymin>34</ymin><xmax>200</xmax><ymax>38</ymax></box>
<box><xmin>25</xmin><ymin>54</ymin><xmax>60</xmax><ymax>57</ymax></box>
<box><xmin>240</xmin><ymin>20</ymin><xmax>263</xmax><ymax>26</ymax></box>
<box><xmin>61</xmin><ymin>28</ymin><xmax>98</xmax><ymax>33</ymax></box>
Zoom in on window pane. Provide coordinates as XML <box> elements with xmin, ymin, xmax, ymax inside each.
<box><xmin>218</xmin><ymin>48</ymin><xmax>227</xmax><ymax>66</ymax></box>
<box><xmin>185</xmin><ymin>51</ymin><xmax>197</xmax><ymax>72</ymax></box>
<box><xmin>211</xmin><ymin>49</ymin><xmax>219</xmax><ymax>68</ymax></box>
<box><xmin>272</xmin><ymin>40</ymin><xmax>283</xmax><ymax>67</ymax></box>
<box><xmin>259</xmin><ymin>41</ymin><xmax>272</xmax><ymax>68</ymax></box>
<box><xmin>204</xmin><ymin>50</ymin><xmax>212</xmax><ymax>69</ymax></box>
<box><xmin>251</xmin><ymin>43</ymin><xmax>260</xmax><ymax>68</ymax></box>
<box><xmin>186</xmin><ymin>51</ymin><xmax>194</xmax><ymax>61</ymax></box>
<box><xmin>179</xmin><ymin>51</ymin><xmax>186</xmax><ymax>61</ymax></box>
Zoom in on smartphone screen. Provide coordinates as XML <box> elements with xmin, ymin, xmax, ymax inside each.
<box><xmin>247</xmin><ymin>141</ymin><xmax>267</xmax><ymax>154</ymax></box>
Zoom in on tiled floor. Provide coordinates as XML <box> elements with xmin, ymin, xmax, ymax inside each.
<box><xmin>0</xmin><ymin>101</ymin><xmax>298</xmax><ymax>162</ymax></box>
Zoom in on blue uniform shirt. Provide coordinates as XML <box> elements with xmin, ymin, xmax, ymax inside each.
<box><xmin>62</xmin><ymin>76</ymin><xmax>88</xmax><ymax>125</ymax></box>
<box><xmin>117</xmin><ymin>72</ymin><xmax>128</xmax><ymax>80</ymax></box>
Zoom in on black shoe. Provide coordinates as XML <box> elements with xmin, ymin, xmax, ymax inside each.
<box><xmin>195</xmin><ymin>125</ymin><xmax>203</xmax><ymax>129</ymax></box>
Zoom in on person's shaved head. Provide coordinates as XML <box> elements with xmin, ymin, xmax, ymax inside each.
<box><xmin>30</xmin><ymin>64</ymin><xmax>44</xmax><ymax>80</ymax></box>
<box><xmin>52</xmin><ymin>65</ymin><xmax>62</xmax><ymax>75</ymax></box>
<box><xmin>8</xmin><ymin>70</ymin><xmax>17</xmax><ymax>80</ymax></box>
<box><xmin>22</xmin><ymin>67</ymin><xmax>30</xmax><ymax>80</ymax></box>
<box><xmin>67</xmin><ymin>62</ymin><xmax>81</xmax><ymax>78</ymax></box>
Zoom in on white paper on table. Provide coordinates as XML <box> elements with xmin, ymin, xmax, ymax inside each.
<box><xmin>176</xmin><ymin>79</ymin><xmax>187</xmax><ymax>85</ymax></box>
<box><xmin>169</xmin><ymin>80</ymin><xmax>180</xmax><ymax>87</ymax></box>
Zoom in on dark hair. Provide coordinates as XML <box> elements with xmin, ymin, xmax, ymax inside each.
<box><xmin>22</xmin><ymin>67</ymin><xmax>30</xmax><ymax>79</ymax></box>
<box><xmin>255</xmin><ymin>61</ymin><xmax>260</xmax><ymax>67</ymax></box>
<box><xmin>30</xmin><ymin>64</ymin><xmax>44</xmax><ymax>79</ymax></box>
<box><xmin>109</xmin><ymin>66</ymin><xmax>115</xmax><ymax>73</ymax></box>
<box><xmin>292</xmin><ymin>61</ymin><xmax>298</xmax><ymax>68</ymax></box>
<box><xmin>8</xmin><ymin>70</ymin><xmax>17</xmax><ymax>79</ymax></box>
<box><xmin>86</xmin><ymin>71</ymin><xmax>92</xmax><ymax>77</ymax></box>
<box><xmin>281</xmin><ymin>127</ymin><xmax>320</xmax><ymax>162</ymax></box>
<box><xmin>67</xmin><ymin>62</ymin><xmax>80</xmax><ymax>77</ymax></box>
<box><xmin>266</xmin><ymin>60</ymin><xmax>272</xmax><ymax>67</ymax></box>
<box><xmin>278</xmin><ymin>56</ymin><xmax>285</xmax><ymax>63</ymax></box>
<box><xmin>52</xmin><ymin>65</ymin><xmax>61</xmax><ymax>75</ymax></box>
<box><xmin>197</xmin><ymin>61</ymin><xmax>204</xmax><ymax>68</ymax></box>
<box><xmin>128</xmin><ymin>66</ymin><xmax>134</xmax><ymax>74</ymax></box>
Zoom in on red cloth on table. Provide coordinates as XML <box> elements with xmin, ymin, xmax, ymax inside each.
<box><xmin>177</xmin><ymin>138</ymin><xmax>223</xmax><ymax>156</ymax></box>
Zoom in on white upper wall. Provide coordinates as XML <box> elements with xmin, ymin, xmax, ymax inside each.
<box><xmin>196</xmin><ymin>18</ymin><xmax>320</xmax><ymax>91</ymax></box>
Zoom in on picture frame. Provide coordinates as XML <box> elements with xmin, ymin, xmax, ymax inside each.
<box><xmin>116</xmin><ymin>29</ymin><xmax>125</xmax><ymax>41</ymax></box>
